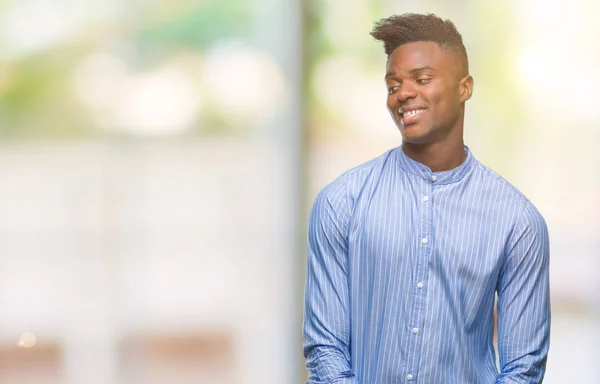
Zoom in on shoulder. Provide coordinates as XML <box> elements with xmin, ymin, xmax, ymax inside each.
<box><xmin>517</xmin><ymin>199</ymin><xmax>549</xmax><ymax>238</ymax></box>
<box><xmin>472</xmin><ymin>161</ymin><xmax>549</xmax><ymax>246</ymax></box>
<box><xmin>471</xmin><ymin>161</ymin><xmax>530</xmax><ymax>203</ymax></box>
<box><xmin>338</xmin><ymin>148</ymin><xmax>397</xmax><ymax>186</ymax></box>
<box><xmin>471</xmin><ymin>161</ymin><xmax>547</xmax><ymax>218</ymax></box>
<box><xmin>313</xmin><ymin>148</ymin><xmax>397</xmax><ymax>207</ymax></box>
<box><xmin>471</xmin><ymin>160</ymin><xmax>548</xmax><ymax>232</ymax></box>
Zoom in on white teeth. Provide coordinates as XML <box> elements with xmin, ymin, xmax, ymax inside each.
<box><xmin>400</xmin><ymin>108</ymin><xmax>425</xmax><ymax>119</ymax></box>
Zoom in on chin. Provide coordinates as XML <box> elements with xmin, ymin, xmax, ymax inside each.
<box><xmin>399</xmin><ymin>125</ymin><xmax>431</xmax><ymax>144</ymax></box>
<box><xmin>401</xmin><ymin>136</ymin><xmax>430</xmax><ymax>145</ymax></box>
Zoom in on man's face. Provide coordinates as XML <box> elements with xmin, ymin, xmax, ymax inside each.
<box><xmin>385</xmin><ymin>41</ymin><xmax>472</xmax><ymax>144</ymax></box>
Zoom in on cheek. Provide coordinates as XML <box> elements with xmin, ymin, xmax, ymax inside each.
<box><xmin>430</xmin><ymin>88</ymin><xmax>456</xmax><ymax>117</ymax></box>
<box><xmin>386</xmin><ymin>95</ymin><xmax>395</xmax><ymax>108</ymax></box>
<box><xmin>386</xmin><ymin>97</ymin><xmax>397</xmax><ymax>114</ymax></box>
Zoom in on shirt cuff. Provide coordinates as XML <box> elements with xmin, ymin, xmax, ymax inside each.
<box><xmin>332</xmin><ymin>378</ymin><xmax>358</xmax><ymax>384</ymax></box>
<box><xmin>306</xmin><ymin>377</ymin><xmax>358</xmax><ymax>384</ymax></box>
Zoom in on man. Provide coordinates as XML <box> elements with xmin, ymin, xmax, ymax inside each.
<box><xmin>303</xmin><ymin>13</ymin><xmax>550</xmax><ymax>384</ymax></box>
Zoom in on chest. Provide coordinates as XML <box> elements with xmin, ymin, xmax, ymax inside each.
<box><xmin>348</xmin><ymin>181</ymin><xmax>511</xmax><ymax>284</ymax></box>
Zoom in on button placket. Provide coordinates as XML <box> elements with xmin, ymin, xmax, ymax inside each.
<box><xmin>406</xmin><ymin>177</ymin><xmax>433</xmax><ymax>383</ymax></box>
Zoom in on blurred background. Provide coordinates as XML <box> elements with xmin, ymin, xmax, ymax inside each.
<box><xmin>0</xmin><ymin>0</ymin><xmax>598</xmax><ymax>383</ymax></box>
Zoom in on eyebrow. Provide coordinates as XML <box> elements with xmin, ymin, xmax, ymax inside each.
<box><xmin>385</xmin><ymin>66</ymin><xmax>436</xmax><ymax>79</ymax></box>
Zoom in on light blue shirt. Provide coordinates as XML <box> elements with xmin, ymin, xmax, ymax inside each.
<box><xmin>303</xmin><ymin>146</ymin><xmax>550</xmax><ymax>384</ymax></box>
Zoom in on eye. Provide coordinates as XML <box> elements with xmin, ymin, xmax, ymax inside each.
<box><xmin>387</xmin><ymin>86</ymin><xmax>399</xmax><ymax>95</ymax></box>
<box><xmin>416</xmin><ymin>78</ymin><xmax>432</xmax><ymax>85</ymax></box>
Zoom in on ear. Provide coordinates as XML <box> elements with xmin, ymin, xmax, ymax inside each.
<box><xmin>459</xmin><ymin>75</ymin><xmax>474</xmax><ymax>103</ymax></box>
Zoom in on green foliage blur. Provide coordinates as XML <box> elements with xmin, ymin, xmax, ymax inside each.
<box><xmin>0</xmin><ymin>0</ymin><xmax>252</xmax><ymax>139</ymax></box>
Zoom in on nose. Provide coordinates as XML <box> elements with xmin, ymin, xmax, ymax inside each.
<box><xmin>396</xmin><ymin>82</ymin><xmax>417</xmax><ymax>102</ymax></box>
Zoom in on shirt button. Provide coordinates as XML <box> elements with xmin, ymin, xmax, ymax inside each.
<box><xmin>421</xmin><ymin>237</ymin><xmax>428</xmax><ymax>245</ymax></box>
<box><xmin>417</xmin><ymin>282</ymin><xmax>424</xmax><ymax>289</ymax></box>
<box><xmin>407</xmin><ymin>374</ymin><xmax>414</xmax><ymax>381</ymax></box>
<box><xmin>412</xmin><ymin>327</ymin><xmax>419</xmax><ymax>334</ymax></box>
<box><xmin>422</xmin><ymin>195</ymin><xmax>429</xmax><ymax>202</ymax></box>
<box><xmin>431</xmin><ymin>175</ymin><xmax>437</xmax><ymax>182</ymax></box>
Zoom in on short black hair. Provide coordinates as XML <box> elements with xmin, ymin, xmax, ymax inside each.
<box><xmin>371</xmin><ymin>13</ymin><xmax>469</xmax><ymax>75</ymax></box>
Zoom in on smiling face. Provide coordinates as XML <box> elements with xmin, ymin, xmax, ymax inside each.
<box><xmin>385</xmin><ymin>41</ymin><xmax>473</xmax><ymax>145</ymax></box>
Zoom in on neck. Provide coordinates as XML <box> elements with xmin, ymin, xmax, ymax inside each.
<box><xmin>402</xmin><ymin>136</ymin><xmax>466</xmax><ymax>172</ymax></box>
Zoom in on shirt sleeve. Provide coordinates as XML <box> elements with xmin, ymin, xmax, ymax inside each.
<box><xmin>303</xmin><ymin>180</ymin><xmax>358</xmax><ymax>384</ymax></box>
<box><xmin>495</xmin><ymin>201</ymin><xmax>551</xmax><ymax>384</ymax></box>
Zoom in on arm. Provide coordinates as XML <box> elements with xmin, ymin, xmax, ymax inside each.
<box><xmin>303</xmin><ymin>183</ymin><xmax>358</xmax><ymax>384</ymax></box>
<box><xmin>495</xmin><ymin>201</ymin><xmax>551</xmax><ymax>384</ymax></box>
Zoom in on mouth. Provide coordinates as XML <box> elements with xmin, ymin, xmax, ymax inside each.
<box><xmin>399</xmin><ymin>107</ymin><xmax>427</xmax><ymax>125</ymax></box>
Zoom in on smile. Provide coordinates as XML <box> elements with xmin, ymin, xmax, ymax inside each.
<box><xmin>399</xmin><ymin>108</ymin><xmax>426</xmax><ymax>124</ymax></box>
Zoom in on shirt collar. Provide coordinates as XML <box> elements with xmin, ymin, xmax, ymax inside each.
<box><xmin>394</xmin><ymin>145</ymin><xmax>475</xmax><ymax>185</ymax></box>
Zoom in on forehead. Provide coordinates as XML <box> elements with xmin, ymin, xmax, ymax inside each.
<box><xmin>386</xmin><ymin>41</ymin><xmax>457</xmax><ymax>75</ymax></box>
